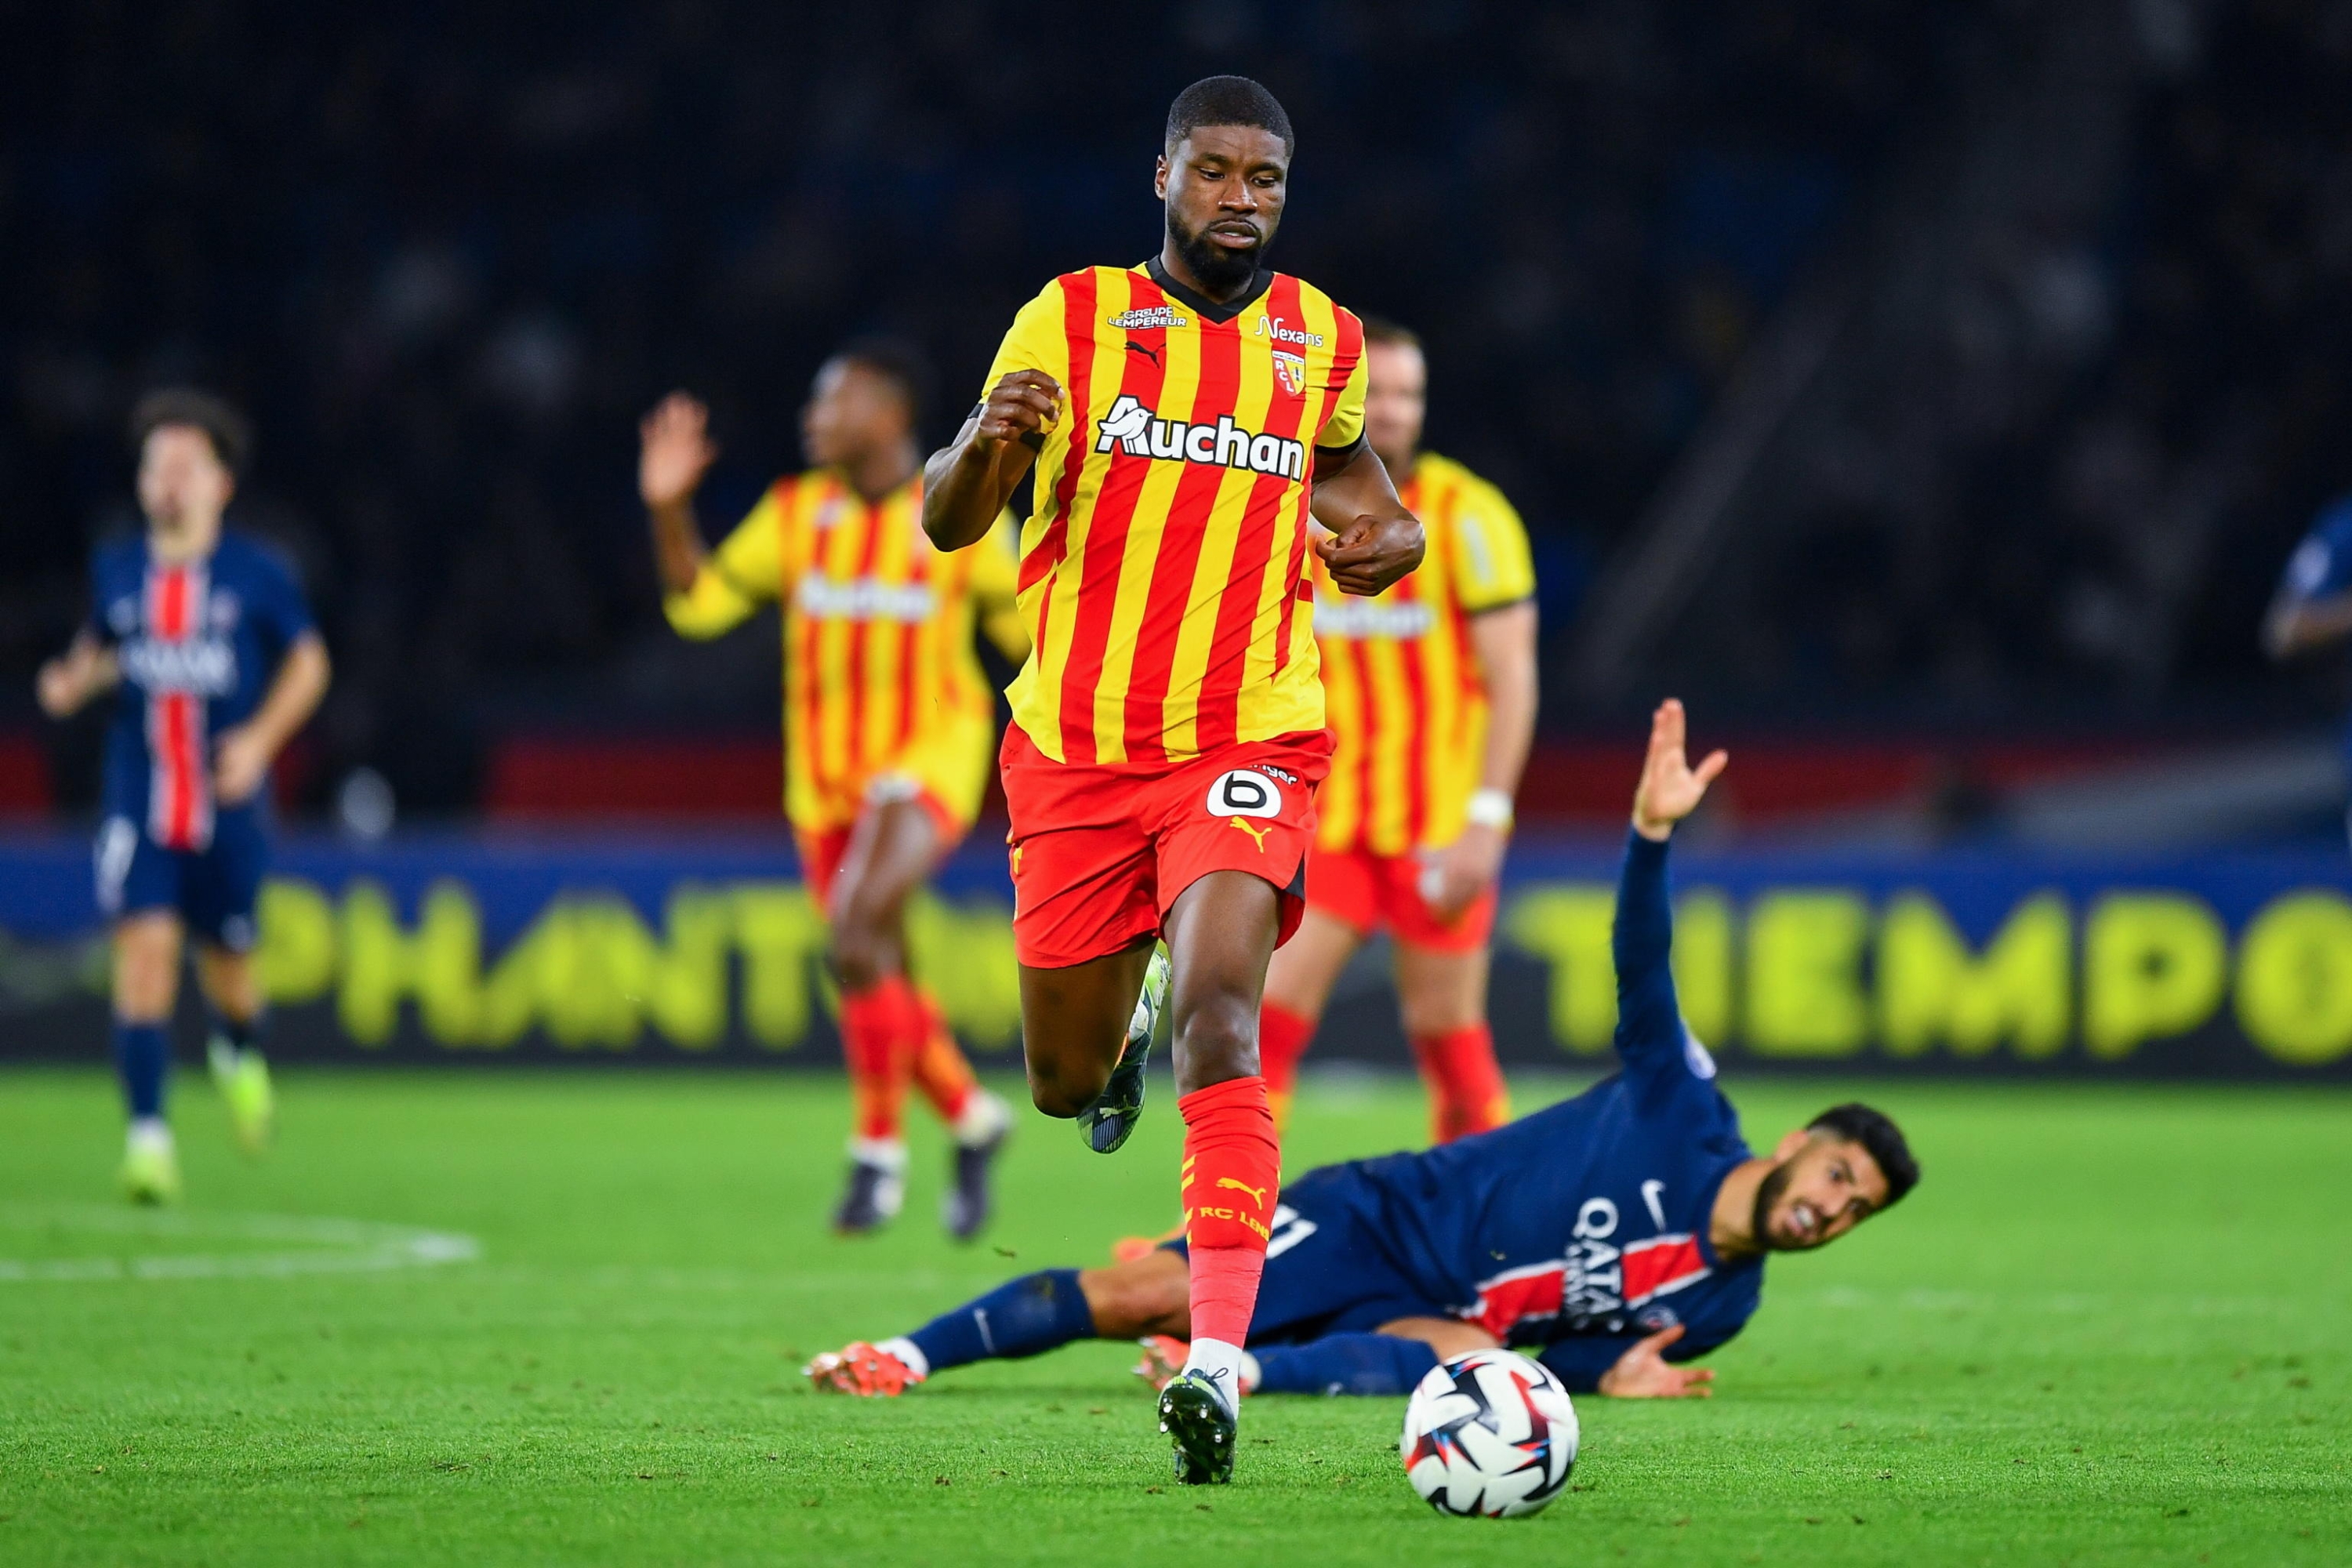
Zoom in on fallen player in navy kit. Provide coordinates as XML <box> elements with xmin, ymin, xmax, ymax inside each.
<box><xmin>805</xmin><ymin>699</ymin><xmax>1920</xmax><ymax>1400</ymax></box>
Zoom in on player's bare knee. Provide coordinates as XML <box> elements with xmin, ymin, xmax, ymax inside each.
<box><xmin>1171</xmin><ymin>989</ymin><xmax>1261</xmax><ymax>1082</ymax></box>
<box><xmin>1399</xmin><ymin>995</ymin><xmax>1482</xmax><ymax>1037</ymax></box>
<box><xmin>1025</xmin><ymin>1056</ymin><xmax>1107</xmax><ymax>1118</ymax></box>
<box><xmin>113</xmin><ymin>935</ymin><xmax>179</xmax><ymax>1020</ymax></box>
<box><xmin>826</xmin><ymin>924</ymin><xmax>895</xmax><ymax>993</ymax></box>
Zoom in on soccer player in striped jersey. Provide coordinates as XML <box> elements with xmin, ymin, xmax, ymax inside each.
<box><xmin>641</xmin><ymin>341</ymin><xmax>1023</xmax><ymax>1240</ymax></box>
<box><xmin>1258</xmin><ymin>318</ymin><xmax>1540</xmax><ymax>1145</ymax></box>
<box><xmin>37</xmin><ymin>390</ymin><xmax>332</xmax><ymax>1203</ymax></box>
<box><xmin>919</xmin><ymin>77</ymin><xmax>1426</xmax><ymax>1483</ymax></box>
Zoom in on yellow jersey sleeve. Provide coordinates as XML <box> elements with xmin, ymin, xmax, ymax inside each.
<box><xmin>663</xmin><ymin>485</ymin><xmax>784</xmax><ymax>640</ymax></box>
<box><xmin>1446</xmin><ymin>472</ymin><xmax>1538</xmax><ymax>614</ymax></box>
<box><xmin>978</xmin><ymin>279</ymin><xmax>1074</xmax><ymax>419</ymax></box>
<box><xmin>1316</xmin><ymin>340</ymin><xmax>1370</xmax><ymax>452</ymax></box>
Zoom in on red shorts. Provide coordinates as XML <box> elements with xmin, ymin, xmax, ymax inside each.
<box><xmin>1001</xmin><ymin>725</ymin><xmax>1332</xmax><ymax>970</ymax></box>
<box><xmin>795</xmin><ymin>789</ymin><xmax>964</xmax><ymax>915</ymax></box>
<box><xmin>1307</xmin><ymin>844</ymin><xmax>1498</xmax><ymax>954</ymax></box>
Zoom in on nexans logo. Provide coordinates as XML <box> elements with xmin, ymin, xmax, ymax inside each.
<box><xmin>1094</xmin><ymin>394</ymin><xmax>1307</xmax><ymax>481</ymax></box>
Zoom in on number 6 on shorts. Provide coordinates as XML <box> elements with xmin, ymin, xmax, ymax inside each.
<box><xmin>1206</xmin><ymin>769</ymin><xmax>1283</xmax><ymax>818</ymax></box>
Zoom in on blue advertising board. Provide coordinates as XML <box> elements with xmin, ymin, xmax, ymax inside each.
<box><xmin>4</xmin><ymin>829</ymin><xmax>2350</xmax><ymax>1076</ymax></box>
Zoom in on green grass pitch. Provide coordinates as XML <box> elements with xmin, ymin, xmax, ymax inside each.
<box><xmin>1</xmin><ymin>1066</ymin><xmax>2345</xmax><ymax>1566</ymax></box>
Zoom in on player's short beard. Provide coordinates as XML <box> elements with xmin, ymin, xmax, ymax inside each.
<box><xmin>1167</xmin><ymin>208</ymin><xmax>1263</xmax><ymax>296</ymax></box>
<box><xmin>1751</xmin><ymin>1160</ymin><xmax>1795</xmax><ymax>1252</ymax></box>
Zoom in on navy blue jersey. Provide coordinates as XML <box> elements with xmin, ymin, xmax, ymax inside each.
<box><xmin>85</xmin><ymin>531</ymin><xmax>314</xmax><ymax>850</ymax></box>
<box><xmin>1307</xmin><ymin>831</ymin><xmax>1761</xmax><ymax>1388</ymax></box>
<box><xmin>2277</xmin><ymin>493</ymin><xmax>2352</xmax><ymax>752</ymax></box>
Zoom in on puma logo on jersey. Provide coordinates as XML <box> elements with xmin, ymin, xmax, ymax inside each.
<box><xmin>1094</xmin><ymin>394</ymin><xmax>1308</xmax><ymax>481</ymax></box>
<box><xmin>1214</xmin><ymin>1178</ymin><xmax>1269</xmax><ymax>1206</ymax></box>
<box><xmin>1124</xmin><ymin>339</ymin><xmax>1160</xmax><ymax>365</ymax></box>
<box><xmin>1229</xmin><ymin>816</ymin><xmax>1269</xmax><ymax>851</ymax></box>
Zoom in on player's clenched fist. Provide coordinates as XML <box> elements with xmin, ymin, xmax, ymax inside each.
<box><xmin>974</xmin><ymin>371</ymin><xmax>1063</xmax><ymax>450</ymax></box>
<box><xmin>1316</xmin><ymin>512</ymin><xmax>1425</xmax><ymax>597</ymax></box>
<box><xmin>639</xmin><ymin>391</ymin><xmax>718</xmax><ymax>509</ymax></box>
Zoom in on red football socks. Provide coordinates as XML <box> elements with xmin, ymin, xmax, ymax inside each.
<box><xmin>1412</xmin><ymin>1023</ymin><xmax>1512</xmax><ymax>1143</ymax></box>
<box><xmin>1256</xmin><ymin>1001</ymin><xmax>1316</xmax><ymax>1134</ymax></box>
<box><xmin>840</xmin><ymin>977</ymin><xmax>925</xmax><ymax>1142</ymax></box>
<box><xmin>909</xmin><ymin>988</ymin><xmax>978</xmax><ymax>1124</ymax></box>
<box><xmin>1178</xmin><ymin>1075</ymin><xmax>1281</xmax><ymax>1350</ymax></box>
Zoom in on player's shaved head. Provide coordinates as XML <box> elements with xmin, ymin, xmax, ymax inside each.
<box><xmin>1362</xmin><ymin>319</ymin><xmax>1427</xmax><ymax>474</ymax></box>
<box><xmin>831</xmin><ymin>336</ymin><xmax>933</xmax><ymax>430</ymax></box>
<box><xmin>804</xmin><ymin>338</ymin><xmax>930</xmax><ymax>478</ymax></box>
<box><xmin>1166</xmin><ymin>75</ymin><xmax>1294</xmax><ymax>158</ymax></box>
<box><xmin>1156</xmin><ymin>82</ymin><xmax>1292</xmax><ymax>300</ymax></box>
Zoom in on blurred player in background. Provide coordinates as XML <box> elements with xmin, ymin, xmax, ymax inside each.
<box><xmin>920</xmin><ymin>77</ymin><xmax>1425</xmax><ymax>1482</ymax></box>
<box><xmin>36</xmin><ymin>390</ymin><xmax>332</xmax><ymax>1203</ymax></box>
<box><xmin>641</xmin><ymin>342</ymin><xmax>1022</xmax><ymax>1240</ymax></box>
<box><xmin>1258</xmin><ymin>318</ymin><xmax>1538</xmax><ymax>1145</ymax></box>
<box><xmin>2263</xmin><ymin>490</ymin><xmax>2352</xmax><ymax>843</ymax></box>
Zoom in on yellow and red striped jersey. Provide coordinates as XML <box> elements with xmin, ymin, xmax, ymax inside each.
<box><xmin>1309</xmin><ymin>452</ymin><xmax>1535</xmax><ymax>855</ymax></box>
<box><xmin>664</xmin><ymin>470</ymin><xmax>1025</xmax><ymax>833</ymax></box>
<box><xmin>978</xmin><ymin>262</ymin><xmax>1370</xmax><ymax>766</ymax></box>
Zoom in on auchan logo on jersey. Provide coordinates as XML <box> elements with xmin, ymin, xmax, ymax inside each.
<box><xmin>794</xmin><ymin>575</ymin><xmax>937</xmax><ymax>622</ymax></box>
<box><xmin>1094</xmin><ymin>394</ymin><xmax>1307</xmax><ymax>481</ymax></box>
<box><xmin>1313</xmin><ymin>593</ymin><xmax>1436</xmax><ymax>640</ymax></box>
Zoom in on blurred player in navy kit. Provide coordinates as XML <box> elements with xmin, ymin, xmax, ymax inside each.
<box><xmin>37</xmin><ymin>390</ymin><xmax>331</xmax><ymax>1203</ymax></box>
<box><xmin>2264</xmin><ymin>492</ymin><xmax>2352</xmax><ymax>842</ymax></box>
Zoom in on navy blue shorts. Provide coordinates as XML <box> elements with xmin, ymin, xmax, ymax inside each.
<box><xmin>94</xmin><ymin>808</ymin><xmax>268</xmax><ymax>952</ymax></box>
<box><xmin>1167</xmin><ymin>1163</ymin><xmax>1443</xmax><ymax>1345</ymax></box>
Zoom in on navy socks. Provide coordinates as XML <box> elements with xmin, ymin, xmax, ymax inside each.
<box><xmin>1250</xmin><ymin>1333</ymin><xmax>1440</xmax><ymax>1396</ymax></box>
<box><xmin>908</xmin><ymin>1269</ymin><xmax>1098</xmax><ymax>1374</ymax></box>
<box><xmin>113</xmin><ymin>1021</ymin><xmax>171</xmax><ymax>1120</ymax></box>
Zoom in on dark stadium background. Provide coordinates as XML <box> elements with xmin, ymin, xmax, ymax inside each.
<box><xmin>5</xmin><ymin>1</ymin><xmax>2352</xmax><ymax>1077</ymax></box>
<box><xmin>7</xmin><ymin>1</ymin><xmax>2348</xmax><ymax>826</ymax></box>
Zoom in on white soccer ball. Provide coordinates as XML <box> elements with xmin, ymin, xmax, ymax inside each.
<box><xmin>1399</xmin><ymin>1348</ymin><xmax>1579</xmax><ymax>1518</ymax></box>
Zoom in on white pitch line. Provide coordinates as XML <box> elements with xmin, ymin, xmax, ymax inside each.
<box><xmin>0</xmin><ymin>1203</ymin><xmax>480</xmax><ymax>1283</ymax></box>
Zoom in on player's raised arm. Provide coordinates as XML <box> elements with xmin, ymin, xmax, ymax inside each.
<box><xmin>1615</xmin><ymin>700</ymin><xmax>1728</xmax><ymax>1092</ymax></box>
<box><xmin>1309</xmin><ymin>442</ymin><xmax>1425</xmax><ymax>597</ymax></box>
<box><xmin>922</xmin><ymin>371</ymin><xmax>1061</xmax><ymax>552</ymax></box>
<box><xmin>640</xmin><ymin>391</ymin><xmax>720</xmax><ymax>596</ymax></box>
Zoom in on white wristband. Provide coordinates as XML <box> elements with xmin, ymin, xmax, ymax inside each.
<box><xmin>1465</xmin><ymin>788</ymin><xmax>1515</xmax><ymax>831</ymax></box>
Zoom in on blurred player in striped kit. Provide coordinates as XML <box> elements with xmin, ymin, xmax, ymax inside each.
<box><xmin>37</xmin><ymin>390</ymin><xmax>332</xmax><ymax>1203</ymax></box>
<box><xmin>1258</xmin><ymin>319</ymin><xmax>1540</xmax><ymax>1145</ymax></box>
<box><xmin>640</xmin><ymin>343</ymin><xmax>1023</xmax><ymax>1240</ymax></box>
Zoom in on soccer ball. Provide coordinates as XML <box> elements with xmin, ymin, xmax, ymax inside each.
<box><xmin>1399</xmin><ymin>1348</ymin><xmax>1579</xmax><ymax>1518</ymax></box>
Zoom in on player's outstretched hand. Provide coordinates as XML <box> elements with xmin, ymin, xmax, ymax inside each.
<box><xmin>1422</xmin><ymin>824</ymin><xmax>1506</xmax><ymax>920</ymax></box>
<box><xmin>974</xmin><ymin>371</ymin><xmax>1063</xmax><ymax>450</ymax></box>
<box><xmin>213</xmin><ymin>724</ymin><xmax>273</xmax><ymax>805</ymax></box>
<box><xmin>35</xmin><ymin>655</ymin><xmax>82</xmax><ymax>719</ymax></box>
<box><xmin>1317</xmin><ymin>513</ymin><xmax>1425</xmax><ymax>597</ymax></box>
<box><xmin>1630</xmin><ymin>698</ymin><xmax>1726</xmax><ymax>841</ymax></box>
<box><xmin>639</xmin><ymin>392</ymin><xmax>717</xmax><ymax>509</ymax></box>
<box><xmin>1596</xmin><ymin>1323</ymin><xmax>1716</xmax><ymax>1399</ymax></box>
